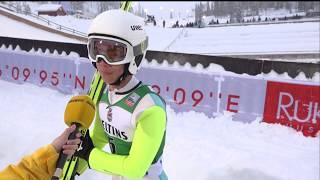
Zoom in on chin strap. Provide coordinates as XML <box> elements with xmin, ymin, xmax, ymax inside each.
<box><xmin>110</xmin><ymin>63</ymin><xmax>131</xmax><ymax>86</ymax></box>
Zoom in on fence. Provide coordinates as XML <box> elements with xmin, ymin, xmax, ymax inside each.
<box><xmin>0</xmin><ymin>36</ymin><xmax>319</xmax><ymax>79</ymax></box>
<box><xmin>0</xmin><ymin>37</ymin><xmax>319</xmax><ymax>137</ymax></box>
<box><xmin>0</xmin><ymin>3</ymin><xmax>87</xmax><ymax>38</ymax></box>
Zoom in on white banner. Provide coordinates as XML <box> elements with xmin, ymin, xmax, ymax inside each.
<box><xmin>0</xmin><ymin>50</ymin><xmax>95</xmax><ymax>94</ymax></box>
<box><xmin>136</xmin><ymin>68</ymin><xmax>267</xmax><ymax>122</ymax></box>
<box><xmin>0</xmin><ymin>49</ymin><xmax>319</xmax><ymax>135</ymax></box>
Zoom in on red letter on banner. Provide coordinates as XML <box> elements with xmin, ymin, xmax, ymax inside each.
<box><xmin>227</xmin><ymin>95</ymin><xmax>240</xmax><ymax>113</ymax></box>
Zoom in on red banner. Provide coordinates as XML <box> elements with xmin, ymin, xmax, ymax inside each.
<box><xmin>263</xmin><ymin>81</ymin><xmax>320</xmax><ymax>137</ymax></box>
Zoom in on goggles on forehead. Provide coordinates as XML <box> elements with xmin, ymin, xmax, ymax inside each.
<box><xmin>87</xmin><ymin>36</ymin><xmax>148</xmax><ymax>65</ymax></box>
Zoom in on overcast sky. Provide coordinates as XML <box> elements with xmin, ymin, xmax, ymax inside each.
<box><xmin>136</xmin><ymin>1</ymin><xmax>196</xmax><ymax>19</ymax></box>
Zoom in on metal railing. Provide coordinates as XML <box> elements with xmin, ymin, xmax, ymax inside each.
<box><xmin>0</xmin><ymin>3</ymin><xmax>87</xmax><ymax>38</ymax></box>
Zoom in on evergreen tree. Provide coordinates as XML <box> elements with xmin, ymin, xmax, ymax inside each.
<box><xmin>98</xmin><ymin>2</ymin><xmax>119</xmax><ymax>14</ymax></box>
<box><xmin>70</xmin><ymin>1</ymin><xmax>84</xmax><ymax>12</ymax></box>
<box><xmin>206</xmin><ymin>1</ymin><xmax>210</xmax><ymax>16</ymax></box>
<box><xmin>16</xmin><ymin>2</ymin><xmax>22</xmax><ymax>13</ymax></box>
<box><xmin>213</xmin><ymin>1</ymin><xmax>221</xmax><ymax>16</ymax></box>
<box><xmin>306</xmin><ymin>1</ymin><xmax>314</xmax><ymax>11</ymax></box>
<box><xmin>285</xmin><ymin>2</ymin><xmax>292</xmax><ymax>12</ymax></box>
<box><xmin>298</xmin><ymin>2</ymin><xmax>306</xmax><ymax>11</ymax></box>
<box><xmin>195</xmin><ymin>4</ymin><xmax>198</xmax><ymax>21</ymax></box>
<box><xmin>23</xmin><ymin>4</ymin><xmax>31</xmax><ymax>15</ymax></box>
<box><xmin>200</xmin><ymin>1</ymin><xmax>314</xmax><ymax>20</ymax></box>
<box><xmin>199</xmin><ymin>2</ymin><xmax>204</xmax><ymax>18</ymax></box>
<box><xmin>210</xmin><ymin>2</ymin><xmax>214</xmax><ymax>16</ymax></box>
<box><xmin>136</xmin><ymin>3</ymin><xmax>144</xmax><ymax>17</ymax></box>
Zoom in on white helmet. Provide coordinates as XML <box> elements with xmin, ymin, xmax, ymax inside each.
<box><xmin>87</xmin><ymin>9</ymin><xmax>148</xmax><ymax>76</ymax></box>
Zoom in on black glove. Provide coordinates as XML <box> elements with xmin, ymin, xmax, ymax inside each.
<box><xmin>75</xmin><ymin>130</ymin><xmax>94</xmax><ymax>162</ymax></box>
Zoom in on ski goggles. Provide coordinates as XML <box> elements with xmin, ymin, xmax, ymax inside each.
<box><xmin>87</xmin><ymin>36</ymin><xmax>148</xmax><ymax>65</ymax></box>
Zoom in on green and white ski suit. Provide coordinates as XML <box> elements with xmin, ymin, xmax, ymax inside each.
<box><xmin>86</xmin><ymin>77</ymin><xmax>167</xmax><ymax>180</ymax></box>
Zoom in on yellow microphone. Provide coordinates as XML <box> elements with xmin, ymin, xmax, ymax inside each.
<box><xmin>52</xmin><ymin>95</ymin><xmax>95</xmax><ymax>180</ymax></box>
<box><xmin>64</xmin><ymin>95</ymin><xmax>95</xmax><ymax>130</ymax></box>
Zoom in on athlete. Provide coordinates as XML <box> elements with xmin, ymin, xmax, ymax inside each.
<box><xmin>74</xmin><ymin>9</ymin><xmax>168</xmax><ymax>180</ymax></box>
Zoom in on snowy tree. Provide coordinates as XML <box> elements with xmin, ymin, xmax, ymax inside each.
<box><xmin>212</xmin><ymin>2</ymin><xmax>221</xmax><ymax>16</ymax></box>
<box><xmin>210</xmin><ymin>2</ymin><xmax>214</xmax><ymax>16</ymax></box>
<box><xmin>37</xmin><ymin>1</ymin><xmax>50</xmax><ymax>5</ymax></box>
<box><xmin>195</xmin><ymin>3</ymin><xmax>203</xmax><ymax>22</ymax></box>
<box><xmin>23</xmin><ymin>4</ymin><xmax>31</xmax><ymax>15</ymax></box>
<box><xmin>199</xmin><ymin>1</ymin><xmax>313</xmax><ymax>19</ymax></box>
<box><xmin>138</xmin><ymin>3</ymin><xmax>143</xmax><ymax>17</ymax></box>
<box><xmin>251</xmin><ymin>2</ymin><xmax>259</xmax><ymax>16</ymax></box>
<box><xmin>133</xmin><ymin>3</ymin><xmax>146</xmax><ymax>18</ymax></box>
<box><xmin>206</xmin><ymin>1</ymin><xmax>210</xmax><ymax>16</ymax></box>
<box><xmin>98</xmin><ymin>2</ymin><xmax>119</xmax><ymax>13</ymax></box>
<box><xmin>285</xmin><ymin>2</ymin><xmax>292</xmax><ymax>13</ymax></box>
<box><xmin>16</xmin><ymin>2</ymin><xmax>22</xmax><ymax>13</ymax></box>
<box><xmin>314</xmin><ymin>1</ymin><xmax>320</xmax><ymax>11</ymax></box>
<box><xmin>306</xmin><ymin>1</ymin><xmax>316</xmax><ymax>11</ymax></box>
<box><xmin>70</xmin><ymin>1</ymin><xmax>84</xmax><ymax>12</ymax></box>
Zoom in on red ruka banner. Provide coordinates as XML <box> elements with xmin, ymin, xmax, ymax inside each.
<box><xmin>263</xmin><ymin>81</ymin><xmax>320</xmax><ymax>137</ymax></box>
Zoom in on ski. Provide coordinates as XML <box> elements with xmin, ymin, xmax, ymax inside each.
<box><xmin>60</xmin><ymin>2</ymin><xmax>132</xmax><ymax>180</ymax></box>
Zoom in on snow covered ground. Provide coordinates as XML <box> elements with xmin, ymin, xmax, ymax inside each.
<box><xmin>0</xmin><ymin>80</ymin><xmax>318</xmax><ymax>180</ymax></box>
<box><xmin>0</xmin><ymin>8</ymin><xmax>319</xmax><ymax>56</ymax></box>
<box><xmin>167</xmin><ymin>22</ymin><xmax>319</xmax><ymax>55</ymax></box>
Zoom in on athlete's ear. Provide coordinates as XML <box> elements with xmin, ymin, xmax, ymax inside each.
<box><xmin>128</xmin><ymin>54</ymin><xmax>143</xmax><ymax>75</ymax></box>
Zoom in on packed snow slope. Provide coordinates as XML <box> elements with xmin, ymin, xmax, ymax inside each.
<box><xmin>0</xmin><ymin>10</ymin><xmax>319</xmax><ymax>56</ymax></box>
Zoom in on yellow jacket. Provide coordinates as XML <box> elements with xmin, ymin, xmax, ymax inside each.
<box><xmin>0</xmin><ymin>144</ymin><xmax>58</xmax><ymax>180</ymax></box>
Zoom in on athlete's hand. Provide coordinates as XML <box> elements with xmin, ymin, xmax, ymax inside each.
<box><xmin>75</xmin><ymin>130</ymin><xmax>94</xmax><ymax>163</ymax></box>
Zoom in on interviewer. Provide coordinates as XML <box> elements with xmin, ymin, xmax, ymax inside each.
<box><xmin>0</xmin><ymin>124</ymin><xmax>81</xmax><ymax>179</ymax></box>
